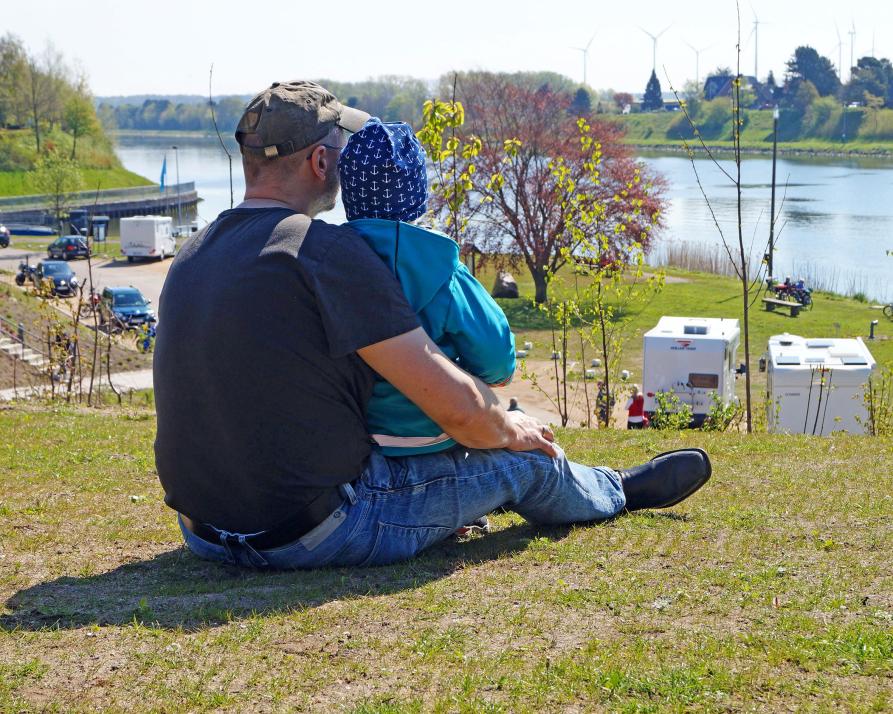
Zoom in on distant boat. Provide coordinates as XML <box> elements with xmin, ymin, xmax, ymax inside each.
<box><xmin>5</xmin><ymin>223</ymin><xmax>55</xmax><ymax>237</ymax></box>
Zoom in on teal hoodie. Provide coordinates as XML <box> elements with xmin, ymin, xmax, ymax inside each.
<box><xmin>349</xmin><ymin>218</ymin><xmax>516</xmax><ymax>455</ymax></box>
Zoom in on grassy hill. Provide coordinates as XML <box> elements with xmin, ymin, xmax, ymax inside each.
<box><xmin>609</xmin><ymin>105</ymin><xmax>893</xmax><ymax>155</ymax></box>
<box><xmin>1</xmin><ymin>264</ymin><xmax>892</xmax><ymax>709</ymax></box>
<box><xmin>0</xmin><ymin>127</ymin><xmax>151</xmax><ymax>197</ymax></box>
<box><xmin>0</xmin><ymin>403</ymin><xmax>891</xmax><ymax>711</ymax></box>
<box><xmin>480</xmin><ymin>264</ymin><xmax>893</xmax><ymax>415</ymax></box>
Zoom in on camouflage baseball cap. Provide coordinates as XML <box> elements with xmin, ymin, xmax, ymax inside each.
<box><xmin>235</xmin><ymin>80</ymin><xmax>370</xmax><ymax>159</ymax></box>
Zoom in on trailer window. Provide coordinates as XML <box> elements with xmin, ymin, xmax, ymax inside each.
<box><xmin>688</xmin><ymin>373</ymin><xmax>719</xmax><ymax>389</ymax></box>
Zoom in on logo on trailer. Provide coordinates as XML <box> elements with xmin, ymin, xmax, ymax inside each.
<box><xmin>671</xmin><ymin>340</ymin><xmax>695</xmax><ymax>351</ymax></box>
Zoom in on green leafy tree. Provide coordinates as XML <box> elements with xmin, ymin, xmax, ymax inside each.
<box><xmin>845</xmin><ymin>56</ymin><xmax>893</xmax><ymax>107</ymax></box>
<box><xmin>785</xmin><ymin>46</ymin><xmax>840</xmax><ymax>98</ymax></box>
<box><xmin>416</xmin><ymin>95</ymin><xmax>505</xmax><ymax>245</ymax></box>
<box><xmin>642</xmin><ymin>70</ymin><xmax>664</xmax><ymax>111</ymax></box>
<box><xmin>30</xmin><ymin>151</ymin><xmax>83</xmax><ymax>227</ymax></box>
<box><xmin>62</xmin><ymin>93</ymin><xmax>98</xmax><ymax>159</ymax></box>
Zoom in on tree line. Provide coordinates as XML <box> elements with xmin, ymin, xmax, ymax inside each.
<box><xmin>0</xmin><ymin>33</ymin><xmax>100</xmax><ymax>161</ymax></box>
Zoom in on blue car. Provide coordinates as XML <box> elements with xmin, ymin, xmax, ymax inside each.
<box><xmin>35</xmin><ymin>261</ymin><xmax>80</xmax><ymax>297</ymax></box>
<box><xmin>99</xmin><ymin>286</ymin><xmax>156</xmax><ymax>331</ymax></box>
<box><xmin>47</xmin><ymin>235</ymin><xmax>91</xmax><ymax>260</ymax></box>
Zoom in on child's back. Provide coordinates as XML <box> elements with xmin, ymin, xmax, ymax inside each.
<box><xmin>339</xmin><ymin>120</ymin><xmax>515</xmax><ymax>455</ymax></box>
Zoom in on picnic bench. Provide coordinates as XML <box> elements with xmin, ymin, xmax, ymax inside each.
<box><xmin>762</xmin><ymin>296</ymin><xmax>802</xmax><ymax>317</ymax></box>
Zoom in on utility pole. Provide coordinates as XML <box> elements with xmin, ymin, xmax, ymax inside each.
<box><xmin>171</xmin><ymin>145</ymin><xmax>182</xmax><ymax>228</ymax></box>
<box><xmin>767</xmin><ymin>106</ymin><xmax>779</xmax><ymax>281</ymax></box>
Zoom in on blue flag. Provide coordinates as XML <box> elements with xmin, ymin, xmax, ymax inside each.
<box><xmin>160</xmin><ymin>156</ymin><xmax>167</xmax><ymax>192</ymax></box>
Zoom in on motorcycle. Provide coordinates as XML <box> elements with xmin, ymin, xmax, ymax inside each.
<box><xmin>14</xmin><ymin>261</ymin><xmax>36</xmax><ymax>287</ymax></box>
<box><xmin>771</xmin><ymin>278</ymin><xmax>813</xmax><ymax>310</ymax></box>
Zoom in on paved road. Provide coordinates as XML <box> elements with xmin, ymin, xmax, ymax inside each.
<box><xmin>0</xmin><ymin>246</ymin><xmax>172</xmax><ymax>306</ymax></box>
<box><xmin>0</xmin><ymin>367</ymin><xmax>154</xmax><ymax>402</ymax></box>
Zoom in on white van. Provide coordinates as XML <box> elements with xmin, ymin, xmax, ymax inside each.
<box><xmin>642</xmin><ymin>316</ymin><xmax>741</xmax><ymax>425</ymax></box>
<box><xmin>764</xmin><ymin>334</ymin><xmax>876</xmax><ymax>435</ymax></box>
<box><xmin>120</xmin><ymin>216</ymin><xmax>176</xmax><ymax>262</ymax></box>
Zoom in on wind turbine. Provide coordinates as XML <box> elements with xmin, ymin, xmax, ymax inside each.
<box><xmin>834</xmin><ymin>23</ymin><xmax>844</xmax><ymax>81</ymax></box>
<box><xmin>639</xmin><ymin>25</ymin><xmax>671</xmax><ymax>74</ymax></box>
<box><xmin>848</xmin><ymin>21</ymin><xmax>856</xmax><ymax>82</ymax></box>
<box><xmin>685</xmin><ymin>42</ymin><xmax>711</xmax><ymax>88</ymax></box>
<box><xmin>747</xmin><ymin>6</ymin><xmax>764</xmax><ymax>79</ymax></box>
<box><xmin>572</xmin><ymin>32</ymin><xmax>597</xmax><ymax>86</ymax></box>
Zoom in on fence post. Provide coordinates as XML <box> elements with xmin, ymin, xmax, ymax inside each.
<box><xmin>17</xmin><ymin>322</ymin><xmax>25</xmax><ymax>358</ymax></box>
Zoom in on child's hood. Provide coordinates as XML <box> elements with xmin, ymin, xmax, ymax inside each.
<box><xmin>348</xmin><ymin>218</ymin><xmax>460</xmax><ymax>312</ymax></box>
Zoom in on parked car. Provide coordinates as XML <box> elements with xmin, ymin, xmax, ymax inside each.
<box><xmin>35</xmin><ymin>260</ymin><xmax>80</xmax><ymax>297</ymax></box>
<box><xmin>47</xmin><ymin>235</ymin><xmax>90</xmax><ymax>260</ymax></box>
<box><xmin>99</xmin><ymin>286</ymin><xmax>156</xmax><ymax>331</ymax></box>
<box><xmin>0</xmin><ymin>224</ymin><xmax>10</xmax><ymax>248</ymax></box>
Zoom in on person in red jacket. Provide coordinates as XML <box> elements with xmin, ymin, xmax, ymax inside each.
<box><xmin>626</xmin><ymin>385</ymin><xmax>646</xmax><ymax>429</ymax></box>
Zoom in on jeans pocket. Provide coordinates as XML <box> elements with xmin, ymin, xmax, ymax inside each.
<box><xmin>359</xmin><ymin>522</ymin><xmax>454</xmax><ymax>567</ymax></box>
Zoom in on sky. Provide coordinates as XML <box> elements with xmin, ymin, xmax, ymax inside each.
<box><xmin>8</xmin><ymin>0</ymin><xmax>893</xmax><ymax>97</ymax></box>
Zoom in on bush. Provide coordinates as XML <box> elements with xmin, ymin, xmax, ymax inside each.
<box><xmin>650</xmin><ymin>390</ymin><xmax>693</xmax><ymax>430</ymax></box>
<box><xmin>701</xmin><ymin>392</ymin><xmax>744</xmax><ymax>432</ymax></box>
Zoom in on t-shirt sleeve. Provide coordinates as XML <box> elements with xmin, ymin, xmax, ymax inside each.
<box><xmin>306</xmin><ymin>224</ymin><xmax>420</xmax><ymax>358</ymax></box>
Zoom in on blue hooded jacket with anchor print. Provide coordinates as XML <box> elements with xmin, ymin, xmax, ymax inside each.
<box><xmin>340</xmin><ymin>120</ymin><xmax>515</xmax><ymax>455</ymax></box>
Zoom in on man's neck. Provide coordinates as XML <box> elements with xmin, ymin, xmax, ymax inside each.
<box><xmin>242</xmin><ymin>188</ymin><xmax>313</xmax><ymax>215</ymax></box>
<box><xmin>236</xmin><ymin>198</ymin><xmax>297</xmax><ymax>211</ymax></box>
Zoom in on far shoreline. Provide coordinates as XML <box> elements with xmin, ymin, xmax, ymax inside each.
<box><xmin>111</xmin><ymin>129</ymin><xmax>893</xmax><ymax>161</ymax></box>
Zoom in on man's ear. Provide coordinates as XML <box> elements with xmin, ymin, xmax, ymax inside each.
<box><xmin>308</xmin><ymin>146</ymin><xmax>329</xmax><ymax>180</ymax></box>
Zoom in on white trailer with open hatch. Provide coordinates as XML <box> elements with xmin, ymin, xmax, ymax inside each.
<box><xmin>764</xmin><ymin>334</ymin><xmax>876</xmax><ymax>435</ymax></box>
<box><xmin>120</xmin><ymin>216</ymin><xmax>176</xmax><ymax>262</ymax></box>
<box><xmin>642</xmin><ymin>316</ymin><xmax>741</xmax><ymax>425</ymax></box>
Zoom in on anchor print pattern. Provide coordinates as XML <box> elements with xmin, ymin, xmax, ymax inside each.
<box><xmin>340</xmin><ymin>118</ymin><xmax>427</xmax><ymax>222</ymax></box>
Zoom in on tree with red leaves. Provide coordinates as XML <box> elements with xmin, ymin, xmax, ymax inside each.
<box><xmin>442</xmin><ymin>73</ymin><xmax>666</xmax><ymax>303</ymax></box>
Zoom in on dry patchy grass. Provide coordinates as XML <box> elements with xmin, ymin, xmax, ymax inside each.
<box><xmin>0</xmin><ymin>405</ymin><xmax>891</xmax><ymax>711</ymax></box>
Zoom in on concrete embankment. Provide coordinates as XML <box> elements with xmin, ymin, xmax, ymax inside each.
<box><xmin>0</xmin><ymin>183</ymin><xmax>199</xmax><ymax>223</ymax></box>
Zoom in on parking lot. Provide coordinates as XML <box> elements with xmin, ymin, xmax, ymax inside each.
<box><xmin>0</xmin><ymin>242</ymin><xmax>172</xmax><ymax>306</ymax></box>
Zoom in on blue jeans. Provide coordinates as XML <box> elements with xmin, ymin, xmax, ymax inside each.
<box><xmin>179</xmin><ymin>445</ymin><xmax>625</xmax><ymax>569</ymax></box>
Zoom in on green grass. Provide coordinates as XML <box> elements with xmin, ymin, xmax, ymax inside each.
<box><xmin>609</xmin><ymin>107</ymin><xmax>893</xmax><ymax>155</ymax></box>
<box><xmin>0</xmin><ymin>167</ymin><xmax>151</xmax><ymax>197</ymax></box>
<box><xmin>1</xmin><ymin>265</ymin><xmax>891</xmax><ymax>709</ymax></box>
<box><xmin>0</xmin><ymin>127</ymin><xmax>152</xmax><ymax>197</ymax></box>
<box><xmin>0</xmin><ymin>404</ymin><xmax>891</xmax><ymax>711</ymax></box>
<box><xmin>478</xmin><ymin>264</ymin><xmax>893</xmax><ymax>399</ymax></box>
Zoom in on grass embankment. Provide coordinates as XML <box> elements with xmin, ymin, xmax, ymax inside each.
<box><xmin>0</xmin><ymin>282</ymin><xmax>151</xmax><ymax>391</ymax></box>
<box><xmin>0</xmin><ymin>128</ymin><xmax>151</xmax><ymax>198</ymax></box>
<box><xmin>476</xmin><ymin>263</ymin><xmax>893</xmax><ymax>408</ymax></box>
<box><xmin>609</xmin><ymin>107</ymin><xmax>893</xmax><ymax>156</ymax></box>
<box><xmin>0</xmin><ymin>405</ymin><xmax>890</xmax><ymax>711</ymax></box>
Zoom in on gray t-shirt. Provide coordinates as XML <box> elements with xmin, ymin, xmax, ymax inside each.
<box><xmin>153</xmin><ymin>207</ymin><xmax>420</xmax><ymax>532</ymax></box>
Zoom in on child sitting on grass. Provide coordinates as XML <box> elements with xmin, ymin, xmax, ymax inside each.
<box><xmin>340</xmin><ymin>118</ymin><xmax>516</xmax><ymax>457</ymax></box>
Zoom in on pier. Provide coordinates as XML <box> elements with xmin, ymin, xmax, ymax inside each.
<box><xmin>0</xmin><ymin>182</ymin><xmax>199</xmax><ymax>224</ymax></box>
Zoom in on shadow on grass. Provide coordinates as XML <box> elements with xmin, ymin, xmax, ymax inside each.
<box><xmin>1</xmin><ymin>522</ymin><xmax>574</xmax><ymax>632</ymax></box>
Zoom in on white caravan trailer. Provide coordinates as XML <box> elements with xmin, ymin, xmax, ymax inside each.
<box><xmin>642</xmin><ymin>316</ymin><xmax>741</xmax><ymax>425</ymax></box>
<box><xmin>120</xmin><ymin>216</ymin><xmax>176</xmax><ymax>262</ymax></box>
<box><xmin>765</xmin><ymin>334</ymin><xmax>876</xmax><ymax>435</ymax></box>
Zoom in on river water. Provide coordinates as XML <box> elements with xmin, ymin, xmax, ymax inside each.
<box><xmin>114</xmin><ymin>134</ymin><xmax>893</xmax><ymax>301</ymax></box>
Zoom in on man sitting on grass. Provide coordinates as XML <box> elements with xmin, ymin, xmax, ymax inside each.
<box><xmin>153</xmin><ymin>80</ymin><xmax>711</xmax><ymax>569</ymax></box>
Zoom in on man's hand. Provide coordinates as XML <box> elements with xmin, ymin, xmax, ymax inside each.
<box><xmin>358</xmin><ymin>327</ymin><xmax>556</xmax><ymax>456</ymax></box>
<box><xmin>505</xmin><ymin>411</ymin><xmax>557</xmax><ymax>457</ymax></box>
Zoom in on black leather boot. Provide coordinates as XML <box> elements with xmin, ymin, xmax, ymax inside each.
<box><xmin>620</xmin><ymin>448</ymin><xmax>711</xmax><ymax>511</ymax></box>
